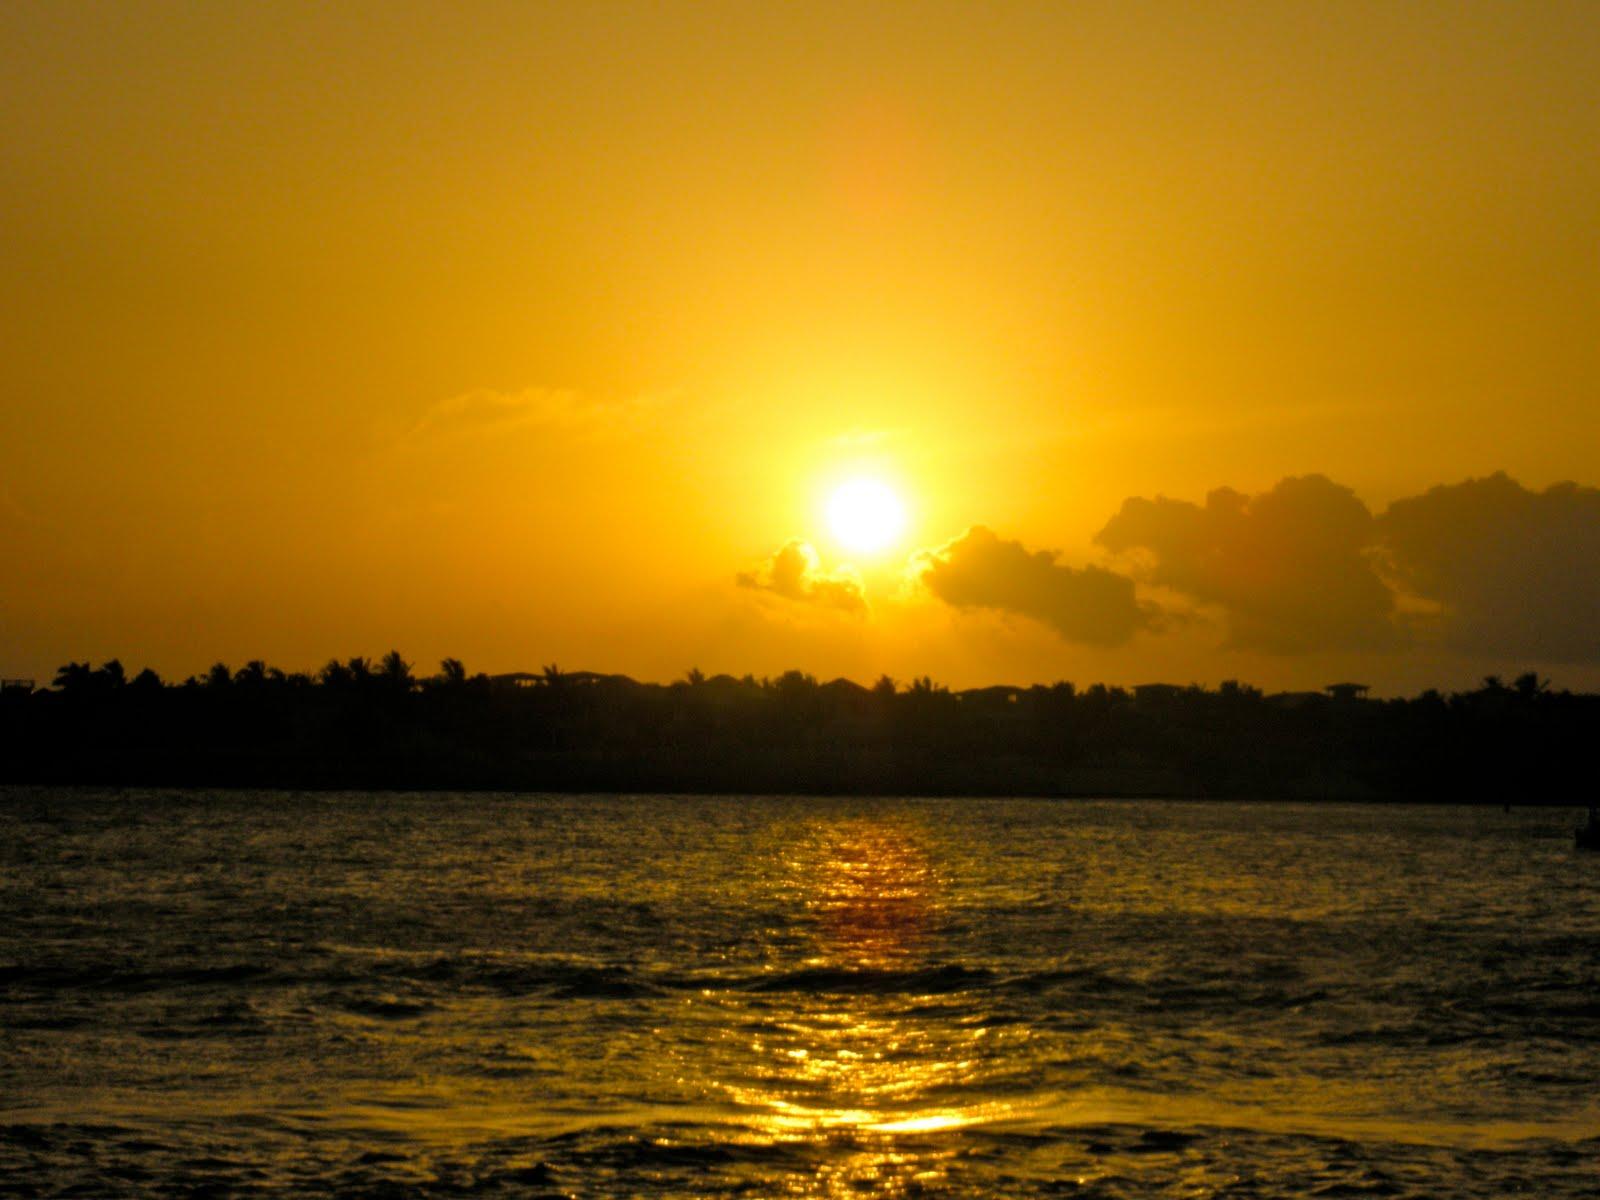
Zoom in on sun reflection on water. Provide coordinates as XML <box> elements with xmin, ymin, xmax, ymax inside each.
<box><xmin>715</xmin><ymin>815</ymin><xmax>1014</xmax><ymax>1193</ymax></box>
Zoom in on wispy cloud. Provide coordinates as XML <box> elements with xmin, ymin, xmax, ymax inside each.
<box><xmin>403</xmin><ymin>386</ymin><xmax>674</xmax><ymax>443</ymax></box>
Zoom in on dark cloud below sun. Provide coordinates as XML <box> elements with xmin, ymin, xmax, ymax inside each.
<box><xmin>916</xmin><ymin>526</ymin><xmax>1152</xmax><ymax>646</ymax></box>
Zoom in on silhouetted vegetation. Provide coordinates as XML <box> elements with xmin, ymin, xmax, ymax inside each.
<box><xmin>1</xmin><ymin>658</ymin><xmax>1594</xmax><ymax>799</ymax></box>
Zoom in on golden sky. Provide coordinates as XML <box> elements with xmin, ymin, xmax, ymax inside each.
<box><xmin>3</xmin><ymin>2</ymin><xmax>1598</xmax><ymax>693</ymax></box>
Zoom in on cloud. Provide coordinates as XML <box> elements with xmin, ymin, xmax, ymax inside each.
<box><xmin>916</xmin><ymin>526</ymin><xmax>1150</xmax><ymax>646</ymax></box>
<box><xmin>1378</xmin><ymin>473</ymin><xmax>1600</xmax><ymax>663</ymax></box>
<box><xmin>405</xmin><ymin>387</ymin><xmax>669</xmax><ymax>442</ymax></box>
<box><xmin>738</xmin><ymin>541</ymin><xmax>867</xmax><ymax>615</ymax></box>
<box><xmin>1094</xmin><ymin>474</ymin><xmax>1399</xmax><ymax>654</ymax></box>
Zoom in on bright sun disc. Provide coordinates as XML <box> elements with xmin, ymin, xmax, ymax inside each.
<box><xmin>827</xmin><ymin>479</ymin><xmax>906</xmax><ymax>554</ymax></box>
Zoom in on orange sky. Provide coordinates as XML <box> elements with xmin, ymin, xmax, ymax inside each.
<box><xmin>3</xmin><ymin>2</ymin><xmax>1598</xmax><ymax>693</ymax></box>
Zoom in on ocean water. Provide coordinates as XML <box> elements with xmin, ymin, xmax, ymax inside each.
<box><xmin>2</xmin><ymin>790</ymin><xmax>1598</xmax><ymax>1198</ymax></box>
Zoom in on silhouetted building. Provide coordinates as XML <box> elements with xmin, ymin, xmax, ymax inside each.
<box><xmin>1324</xmin><ymin>683</ymin><xmax>1370</xmax><ymax>702</ymax></box>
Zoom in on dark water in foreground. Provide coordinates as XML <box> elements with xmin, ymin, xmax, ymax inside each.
<box><xmin>2</xmin><ymin>791</ymin><xmax>1598</xmax><ymax>1197</ymax></box>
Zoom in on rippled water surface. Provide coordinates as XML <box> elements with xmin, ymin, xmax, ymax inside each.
<box><xmin>3</xmin><ymin>790</ymin><xmax>1599</xmax><ymax>1197</ymax></box>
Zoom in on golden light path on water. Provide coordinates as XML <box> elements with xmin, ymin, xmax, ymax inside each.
<box><xmin>706</xmin><ymin>814</ymin><xmax>1023</xmax><ymax>1194</ymax></box>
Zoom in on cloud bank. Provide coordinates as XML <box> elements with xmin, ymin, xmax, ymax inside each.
<box><xmin>1378</xmin><ymin>473</ymin><xmax>1600</xmax><ymax>663</ymax></box>
<box><xmin>1095</xmin><ymin>474</ymin><xmax>1399</xmax><ymax>654</ymax></box>
<box><xmin>891</xmin><ymin>472</ymin><xmax>1600</xmax><ymax>664</ymax></box>
<box><xmin>738</xmin><ymin>541</ymin><xmax>867</xmax><ymax>615</ymax></box>
<box><xmin>916</xmin><ymin>526</ymin><xmax>1151</xmax><ymax>646</ymax></box>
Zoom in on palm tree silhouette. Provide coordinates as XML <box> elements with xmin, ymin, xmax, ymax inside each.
<box><xmin>380</xmin><ymin>650</ymin><xmax>413</xmax><ymax>691</ymax></box>
<box><xmin>52</xmin><ymin>661</ymin><xmax>93</xmax><ymax>694</ymax></box>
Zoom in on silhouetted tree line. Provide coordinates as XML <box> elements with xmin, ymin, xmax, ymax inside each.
<box><xmin>1</xmin><ymin>656</ymin><xmax>1594</xmax><ymax>800</ymax></box>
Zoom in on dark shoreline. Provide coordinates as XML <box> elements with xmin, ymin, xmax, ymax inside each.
<box><xmin>5</xmin><ymin>666</ymin><xmax>1595</xmax><ymax>804</ymax></box>
<box><xmin>0</xmin><ymin>779</ymin><xmax>1589</xmax><ymax>807</ymax></box>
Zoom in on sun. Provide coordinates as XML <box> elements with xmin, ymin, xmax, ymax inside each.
<box><xmin>826</xmin><ymin>478</ymin><xmax>907</xmax><ymax>556</ymax></box>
